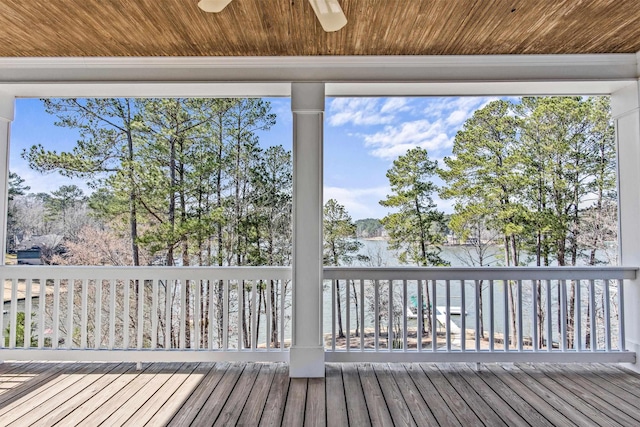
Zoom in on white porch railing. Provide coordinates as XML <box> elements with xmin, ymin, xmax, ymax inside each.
<box><xmin>2</xmin><ymin>265</ymin><xmax>637</xmax><ymax>365</ymax></box>
<box><xmin>323</xmin><ymin>267</ymin><xmax>637</xmax><ymax>363</ymax></box>
<box><xmin>1</xmin><ymin>266</ymin><xmax>291</xmax><ymax>362</ymax></box>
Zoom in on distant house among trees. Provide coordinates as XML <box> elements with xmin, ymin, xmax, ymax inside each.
<box><xmin>16</xmin><ymin>234</ymin><xmax>64</xmax><ymax>265</ymax></box>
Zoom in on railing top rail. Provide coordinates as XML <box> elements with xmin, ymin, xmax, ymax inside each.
<box><xmin>0</xmin><ymin>265</ymin><xmax>292</xmax><ymax>281</ymax></box>
<box><xmin>323</xmin><ymin>266</ymin><xmax>638</xmax><ymax>281</ymax></box>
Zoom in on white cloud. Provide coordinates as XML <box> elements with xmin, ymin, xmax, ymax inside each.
<box><xmin>428</xmin><ymin>96</ymin><xmax>500</xmax><ymax>127</ymax></box>
<box><xmin>380</xmin><ymin>98</ymin><xmax>411</xmax><ymax>114</ymax></box>
<box><xmin>324</xmin><ymin>185</ymin><xmax>391</xmax><ymax>220</ymax></box>
<box><xmin>328</xmin><ymin>98</ymin><xmax>404</xmax><ymax>127</ymax></box>
<box><xmin>363</xmin><ymin>119</ymin><xmax>453</xmax><ymax>160</ymax></box>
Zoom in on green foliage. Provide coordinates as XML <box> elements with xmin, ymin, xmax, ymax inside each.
<box><xmin>380</xmin><ymin>147</ymin><xmax>448</xmax><ymax>266</ymax></box>
<box><xmin>440</xmin><ymin>96</ymin><xmax>617</xmax><ymax>267</ymax></box>
<box><xmin>4</xmin><ymin>312</ymin><xmax>38</xmax><ymax>347</ymax></box>
<box><xmin>355</xmin><ymin>218</ymin><xmax>383</xmax><ymax>238</ymax></box>
<box><xmin>323</xmin><ymin>199</ymin><xmax>364</xmax><ymax>266</ymax></box>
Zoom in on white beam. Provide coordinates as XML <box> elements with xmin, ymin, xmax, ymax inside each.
<box><xmin>290</xmin><ymin>82</ymin><xmax>325</xmax><ymax>377</ymax></box>
<box><xmin>0</xmin><ymin>54</ymin><xmax>636</xmax><ymax>92</ymax></box>
<box><xmin>613</xmin><ymin>79</ymin><xmax>640</xmax><ymax>372</ymax></box>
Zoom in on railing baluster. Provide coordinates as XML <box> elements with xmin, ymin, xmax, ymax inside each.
<box><xmin>373</xmin><ymin>280</ymin><xmax>380</xmax><ymax>351</ymax></box>
<box><xmin>475</xmin><ymin>280</ymin><xmax>480</xmax><ymax>352</ymax></box>
<box><xmin>38</xmin><ymin>278</ymin><xmax>46</xmax><ymax>349</ymax></box>
<box><xmin>209</xmin><ymin>280</ymin><xmax>215</xmax><ymax>350</ymax></box>
<box><xmin>560</xmin><ymin>280</ymin><xmax>567</xmax><ymax>352</ymax></box>
<box><xmin>67</xmin><ymin>279</ymin><xmax>74</xmax><ymax>349</ymax></box>
<box><xmin>403</xmin><ymin>280</ymin><xmax>408</xmax><ymax>352</ymax></box>
<box><xmin>332</xmin><ymin>279</ymin><xmax>336</xmax><ymax>351</ymax></box>
<box><xmin>24</xmin><ymin>279</ymin><xmax>32</xmax><ymax>349</ymax></box>
<box><xmin>95</xmin><ymin>279</ymin><xmax>102</xmax><ymax>349</ymax></box>
<box><xmin>388</xmin><ymin>280</ymin><xmax>393</xmax><ymax>351</ymax></box>
<box><xmin>152</xmin><ymin>279</ymin><xmax>158</xmax><ymax>349</ymax></box>
<box><xmin>618</xmin><ymin>279</ymin><xmax>625</xmax><ymax>351</ymax></box>
<box><xmin>180</xmin><ymin>279</ymin><xmax>187</xmax><ymax>349</ymax></box>
<box><xmin>346</xmin><ymin>279</ymin><xmax>351</xmax><ymax>351</ymax></box>
<box><xmin>504</xmin><ymin>279</ymin><xmax>509</xmax><ymax>352</ymax></box>
<box><xmin>517</xmin><ymin>280</ymin><xmax>523</xmax><ymax>352</ymax></box>
<box><xmin>109</xmin><ymin>279</ymin><xmax>116</xmax><ymax>350</ymax></box>
<box><xmin>576</xmin><ymin>280</ymin><xmax>582</xmax><ymax>351</ymax></box>
<box><xmin>165</xmin><ymin>280</ymin><xmax>172</xmax><ymax>349</ymax></box>
<box><xmin>137</xmin><ymin>280</ymin><xmax>144</xmax><ymax>350</ymax></box>
<box><xmin>460</xmin><ymin>280</ymin><xmax>465</xmax><ymax>352</ymax></box>
<box><xmin>194</xmin><ymin>279</ymin><xmax>201</xmax><ymax>350</ymax></box>
<box><xmin>237</xmin><ymin>280</ymin><xmax>243</xmax><ymax>350</ymax></box>
<box><xmin>417</xmin><ymin>280</ymin><xmax>423</xmax><ymax>352</ymax></box>
<box><xmin>251</xmin><ymin>280</ymin><xmax>258</xmax><ymax>350</ymax></box>
<box><xmin>266</xmin><ymin>279</ymin><xmax>272</xmax><ymax>351</ymax></box>
<box><xmin>123</xmin><ymin>278</ymin><xmax>130</xmax><ymax>349</ymax></box>
<box><xmin>10</xmin><ymin>278</ymin><xmax>18</xmax><ymax>348</ymax></box>
<box><xmin>81</xmin><ymin>279</ymin><xmax>88</xmax><ymax>349</ymax></box>
<box><xmin>223</xmin><ymin>280</ymin><xmax>229</xmax><ymax>350</ymax></box>
<box><xmin>489</xmin><ymin>280</ymin><xmax>494</xmax><ymax>352</ymax></box>
<box><xmin>532</xmin><ymin>280</ymin><xmax>538</xmax><ymax>352</ymax></box>
<box><xmin>374</xmin><ymin>279</ymin><xmax>379</xmax><ymax>351</ymax></box>
<box><xmin>280</xmin><ymin>279</ymin><xmax>285</xmax><ymax>351</ymax></box>
<box><xmin>360</xmin><ymin>279</ymin><xmax>365</xmax><ymax>351</ymax></box>
<box><xmin>589</xmin><ymin>279</ymin><xmax>596</xmax><ymax>351</ymax></box>
<box><xmin>432</xmin><ymin>280</ymin><xmax>437</xmax><ymax>353</ymax></box>
<box><xmin>546</xmin><ymin>279</ymin><xmax>552</xmax><ymax>352</ymax></box>
<box><xmin>53</xmin><ymin>279</ymin><xmax>60</xmax><ymax>349</ymax></box>
<box><xmin>604</xmin><ymin>278</ymin><xmax>611</xmax><ymax>352</ymax></box>
<box><xmin>445</xmin><ymin>279</ymin><xmax>451</xmax><ymax>352</ymax></box>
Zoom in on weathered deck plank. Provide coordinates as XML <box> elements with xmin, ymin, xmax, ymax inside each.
<box><xmin>281</xmin><ymin>378</ymin><xmax>307</xmax><ymax>426</ymax></box>
<box><xmin>447</xmin><ymin>363</ymin><xmax>529</xmax><ymax>427</ymax></box>
<box><xmin>372</xmin><ymin>363</ymin><xmax>416</xmax><ymax>426</ymax></box>
<box><xmin>213</xmin><ymin>362</ymin><xmax>262</xmax><ymax>426</ymax></box>
<box><xmin>166</xmin><ymin>361</ymin><xmax>229</xmax><ymax>426</ymax></box>
<box><xmin>189</xmin><ymin>362</ymin><xmax>245</xmax><ymax>425</ymax></box>
<box><xmin>359</xmin><ymin>363</ymin><xmax>393</xmax><ymax>426</ymax></box>
<box><xmin>460</xmin><ymin>363</ymin><xmax>556</xmax><ymax>427</ymax></box>
<box><xmin>0</xmin><ymin>361</ymin><xmax>638</xmax><ymax>426</ymax></box>
<box><xmin>304</xmin><ymin>377</ymin><xmax>326</xmax><ymax>427</ymax></box>
<box><xmin>418</xmin><ymin>363</ymin><xmax>482</xmax><ymax>425</ymax></box>
<box><xmin>258</xmin><ymin>363</ymin><xmax>290</xmax><ymax>427</ymax></box>
<box><xmin>236</xmin><ymin>363</ymin><xmax>278</xmax><ymax>426</ymax></box>
<box><xmin>123</xmin><ymin>362</ymin><xmax>200</xmax><ymax>426</ymax></box>
<box><xmin>324</xmin><ymin>364</ymin><xmax>348</xmax><ymax>427</ymax></box>
<box><xmin>508</xmin><ymin>363</ymin><xmax>620</xmax><ymax>426</ymax></box>
<box><xmin>142</xmin><ymin>362</ymin><xmax>216</xmax><ymax>427</ymax></box>
<box><xmin>532</xmin><ymin>363</ymin><xmax>640</xmax><ymax>425</ymax></box>
<box><xmin>9</xmin><ymin>362</ymin><xmax>127</xmax><ymax>426</ymax></box>
<box><xmin>56</xmin><ymin>363</ymin><xmax>155</xmax><ymax>426</ymax></box>
<box><xmin>341</xmin><ymin>363</ymin><xmax>370</xmax><ymax>426</ymax></box>
<box><xmin>388</xmin><ymin>363</ymin><xmax>439</xmax><ymax>426</ymax></box>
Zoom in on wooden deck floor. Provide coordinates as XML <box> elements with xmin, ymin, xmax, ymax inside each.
<box><xmin>1</xmin><ymin>361</ymin><xmax>640</xmax><ymax>426</ymax></box>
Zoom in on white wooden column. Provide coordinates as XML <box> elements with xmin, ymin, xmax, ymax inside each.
<box><xmin>289</xmin><ymin>83</ymin><xmax>325</xmax><ymax>377</ymax></box>
<box><xmin>0</xmin><ymin>93</ymin><xmax>14</xmax><ymax>266</ymax></box>
<box><xmin>613</xmin><ymin>79</ymin><xmax>640</xmax><ymax>371</ymax></box>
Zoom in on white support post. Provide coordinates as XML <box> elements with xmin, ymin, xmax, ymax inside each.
<box><xmin>613</xmin><ymin>78</ymin><xmax>640</xmax><ymax>371</ymax></box>
<box><xmin>289</xmin><ymin>82</ymin><xmax>325</xmax><ymax>377</ymax></box>
<box><xmin>0</xmin><ymin>93</ymin><xmax>14</xmax><ymax>266</ymax></box>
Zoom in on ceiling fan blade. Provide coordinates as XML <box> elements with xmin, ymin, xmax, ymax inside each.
<box><xmin>198</xmin><ymin>0</ymin><xmax>233</xmax><ymax>13</ymax></box>
<box><xmin>308</xmin><ymin>0</ymin><xmax>347</xmax><ymax>32</ymax></box>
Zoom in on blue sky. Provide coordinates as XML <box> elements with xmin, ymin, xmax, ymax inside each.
<box><xmin>10</xmin><ymin>96</ymin><xmax>499</xmax><ymax>220</ymax></box>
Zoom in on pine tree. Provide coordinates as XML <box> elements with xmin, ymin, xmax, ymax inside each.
<box><xmin>381</xmin><ymin>147</ymin><xmax>448</xmax><ymax>337</ymax></box>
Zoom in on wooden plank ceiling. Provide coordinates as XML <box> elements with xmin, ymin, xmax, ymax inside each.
<box><xmin>0</xmin><ymin>0</ymin><xmax>638</xmax><ymax>57</ymax></box>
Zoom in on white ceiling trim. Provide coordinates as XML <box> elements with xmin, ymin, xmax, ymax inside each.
<box><xmin>0</xmin><ymin>54</ymin><xmax>637</xmax><ymax>97</ymax></box>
